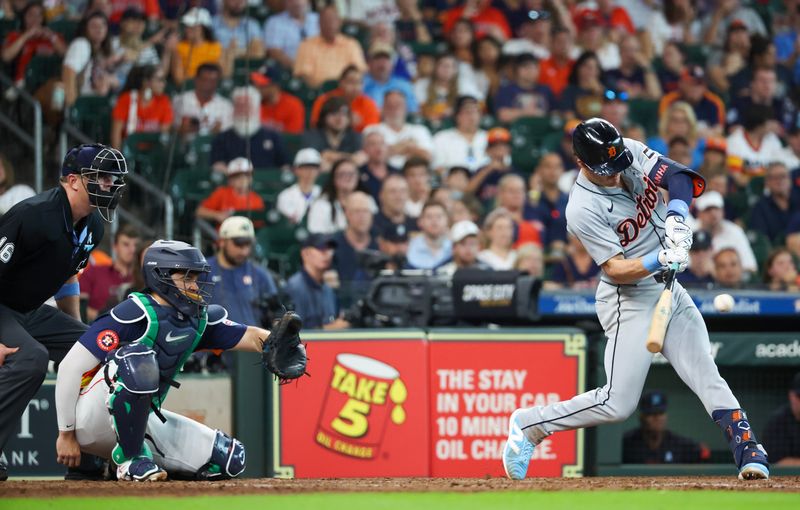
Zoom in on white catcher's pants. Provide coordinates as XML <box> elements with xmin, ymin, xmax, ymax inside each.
<box><xmin>75</xmin><ymin>365</ymin><xmax>217</xmax><ymax>476</ymax></box>
<box><xmin>517</xmin><ymin>280</ymin><xmax>740</xmax><ymax>443</ymax></box>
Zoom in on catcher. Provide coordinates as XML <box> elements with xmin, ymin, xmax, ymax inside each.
<box><xmin>54</xmin><ymin>240</ymin><xmax>306</xmax><ymax>481</ymax></box>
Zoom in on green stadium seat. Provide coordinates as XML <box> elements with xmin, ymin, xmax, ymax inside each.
<box><xmin>24</xmin><ymin>54</ymin><xmax>62</xmax><ymax>93</ymax></box>
<box><xmin>281</xmin><ymin>133</ymin><xmax>303</xmax><ymax>162</ymax></box>
<box><xmin>256</xmin><ymin>213</ymin><xmax>306</xmax><ymax>277</ymax></box>
<box><xmin>628</xmin><ymin>99</ymin><xmax>660</xmax><ymax>138</ymax></box>
<box><xmin>747</xmin><ymin>229</ymin><xmax>772</xmax><ymax>274</ymax></box>
<box><xmin>49</xmin><ymin>19</ymin><xmax>78</xmax><ymax>41</ymax></box>
<box><xmin>252</xmin><ymin>167</ymin><xmax>295</xmax><ymax>203</ymax></box>
<box><xmin>510</xmin><ymin>117</ymin><xmax>562</xmax><ymax>173</ymax></box>
<box><xmin>282</xmin><ymin>76</ymin><xmax>318</xmax><ymax>109</ymax></box>
<box><xmin>342</xmin><ymin>22</ymin><xmax>370</xmax><ymax>51</ymax></box>
<box><xmin>233</xmin><ymin>57</ymin><xmax>266</xmax><ymax>86</ymax></box>
<box><xmin>680</xmin><ymin>44</ymin><xmax>709</xmax><ymax>67</ymax></box>
<box><xmin>186</xmin><ymin>134</ymin><xmax>214</xmax><ymax>172</ymax></box>
<box><xmin>68</xmin><ymin>95</ymin><xmax>113</xmax><ymax>144</ymax></box>
<box><xmin>0</xmin><ymin>19</ymin><xmax>19</xmax><ymax>43</ymax></box>
<box><xmin>121</xmin><ymin>132</ymin><xmax>168</xmax><ymax>182</ymax></box>
<box><xmin>320</xmin><ymin>79</ymin><xmax>339</xmax><ymax>94</ymax></box>
<box><xmin>171</xmin><ymin>168</ymin><xmax>215</xmax><ymax>203</ymax></box>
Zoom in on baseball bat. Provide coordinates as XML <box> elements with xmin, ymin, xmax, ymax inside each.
<box><xmin>645</xmin><ymin>263</ymin><xmax>679</xmax><ymax>353</ymax></box>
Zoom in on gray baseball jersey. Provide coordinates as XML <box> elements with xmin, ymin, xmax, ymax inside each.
<box><xmin>513</xmin><ymin>136</ymin><xmax>741</xmax><ymax>449</ymax></box>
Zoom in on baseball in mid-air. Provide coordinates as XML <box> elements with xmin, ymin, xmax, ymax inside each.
<box><xmin>714</xmin><ymin>293</ymin><xmax>735</xmax><ymax>313</ymax></box>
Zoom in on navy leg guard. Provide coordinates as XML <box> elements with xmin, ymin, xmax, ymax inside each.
<box><xmin>107</xmin><ymin>343</ymin><xmax>160</xmax><ymax>464</ymax></box>
<box><xmin>196</xmin><ymin>431</ymin><xmax>246</xmax><ymax>480</ymax></box>
<box><xmin>712</xmin><ymin>409</ymin><xmax>769</xmax><ymax>479</ymax></box>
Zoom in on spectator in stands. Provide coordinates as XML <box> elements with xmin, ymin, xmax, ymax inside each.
<box><xmin>307</xmin><ymin>158</ymin><xmax>376</xmax><ymax>234</ymax></box>
<box><xmin>728</xmin><ymin>68</ymin><xmax>791</xmax><ymax>134</ymax></box>
<box><xmin>647</xmin><ymin>101</ymin><xmax>703</xmax><ymax>170</ymax></box>
<box><xmin>599</xmin><ymin>89</ymin><xmax>631</xmax><ymax>131</ymax></box>
<box><xmin>62</xmin><ymin>11</ymin><xmax>120</xmax><ymax>108</ymax></box>
<box><xmin>695</xmin><ymin>191</ymin><xmax>758</xmax><ymax>274</ymax></box>
<box><xmin>197</xmin><ymin>157</ymin><xmax>265</xmax><ymax>226</ymax></box>
<box><xmin>727</xmin><ymin>104</ymin><xmax>789</xmax><ymax>181</ymax></box>
<box><xmin>502</xmin><ymin>7</ymin><xmax>552</xmax><ymax>60</ymax></box>
<box><xmin>285</xmin><ymin>233</ymin><xmax>350</xmax><ymax>330</ymax></box>
<box><xmin>701</xmin><ymin>0</ymin><xmax>766</xmax><ymax>48</ymax></box>
<box><xmin>210</xmin><ymin>86</ymin><xmax>287</xmax><ymax>173</ymax></box>
<box><xmin>558</xmin><ymin>51</ymin><xmax>606</xmax><ymax>120</ymax></box>
<box><xmin>173</xmin><ymin>63</ymin><xmax>232</xmax><ymax>139</ymax></box>
<box><xmin>430</xmin><ymin>185</ymin><xmax>456</xmax><ymax>213</ymax></box>
<box><xmin>761</xmin><ymin>372</ymin><xmax>800</xmax><ymax>465</ymax></box>
<box><xmin>442</xmin><ymin>0</ymin><xmax>511</xmax><ymax>41</ymax></box>
<box><xmin>294</xmin><ymin>5</ymin><xmax>367</xmax><ymax>88</ymax></box>
<box><xmin>363</xmin><ymin>42</ymin><xmax>417</xmax><ymax>112</ymax></box>
<box><xmin>416</xmin><ymin>53</ymin><xmax>469</xmax><ymax>123</ymax></box>
<box><xmin>1</xmin><ymin>1</ymin><xmax>66</xmax><ymax>84</ymax></box>
<box><xmin>359</xmin><ymin>129</ymin><xmax>399</xmax><ymax>200</ymax></box>
<box><xmin>374</xmin><ymin>90</ymin><xmax>434</xmax><ymax>168</ymax></box>
<box><xmin>403</xmin><ymin>157</ymin><xmax>432</xmax><ymax>218</ymax></box>
<box><xmin>311</xmin><ymin>65</ymin><xmax>380</xmax><ymax>134</ymax></box>
<box><xmin>337</xmin><ymin>0</ymin><xmax>398</xmax><ymax>26</ymax></box>
<box><xmin>667</xmin><ymin>137</ymin><xmax>693</xmax><ymax>168</ymax></box>
<box><xmin>645</xmin><ymin>0</ymin><xmax>699</xmax><ymax>54</ymax></box>
<box><xmin>107</xmin><ymin>0</ymin><xmax>160</xmax><ymax>26</ymax></box>
<box><xmin>394</xmin><ymin>0</ymin><xmax>434</xmax><ymax>44</ymax></box>
<box><xmin>478</xmin><ymin>207</ymin><xmax>516</xmax><ymax>270</ymax></box>
<box><xmin>447</xmin><ymin>18</ymin><xmax>475</xmax><ymax>66</ymax></box>
<box><xmin>110</xmin><ymin>64</ymin><xmax>173</xmax><ymax>148</ymax></box>
<box><xmin>623</xmin><ymin>390</ymin><xmax>708</xmax><ymax>464</ymax></box>
<box><xmin>374</xmin><ymin>173</ymin><xmax>417</xmax><ymax>235</ymax></box>
<box><xmin>468</xmin><ymin>127</ymin><xmax>516</xmax><ymax>205</ymax></box>
<box><xmin>707</xmin><ymin>20</ymin><xmax>751</xmax><ymax>96</ymax></box>
<box><xmin>680</xmin><ymin>230</ymin><xmax>715</xmax><ymax>289</ymax></box>
<box><xmin>407</xmin><ymin>200</ymin><xmax>451</xmax><ymax>270</ymax></box>
<box><xmin>460</xmin><ymin>35</ymin><xmax>503</xmax><ymax>103</ymax></box>
<box><xmin>603</xmin><ymin>34</ymin><xmax>661</xmax><ymax>100</ymax></box>
<box><xmin>494</xmin><ymin>53</ymin><xmax>554</xmax><ymax>123</ymax></box>
<box><xmin>211</xmin><ymin>0</ymin><xmax>263</xmax><ymax>61</ymax></box>
<box><xmin>496</xmin><ymin>174</ymin><xmax>543</xmax><ymax>248</ymax></box>
<box><xmin>658</xmin><ymin>65</ymin><xmax>725</xmax><ymax>137</ymax></box>
<box><xmin>548</xmin><ymin>234</ymin><xmax>600</xmax><ymax>289</ymax></box>
<box><xmin>79</xmin><ymin>225</ymin><xmax>139</xmax><ymax>322</ymax></box>
<box><xmin>376</xmin><ymin>222</ymin><xmax>409</xmax><ymax>271</ymax></box>
<box><xmin>764</xmin><ymin>248</ymin><xmax>800</xmax><ymax>292</ymax></box>
<box><xmin>595</xmin><ymin>0</ymin><xmax>636</xmax><ymax>37</ymax></box>
<box><xmin>445</xmin><ymin>165</ymin><xmax>471</xmax><ymax>197</ymax></box>
<box><xmin>437</xmin><ymin>220</ymin><xmax>488</xmax><ymax>276</ymax></box>
<box><xmin>528</xmin><ymin>153</ymin><xmax>568</xmax><ymax>252</ymax></box>
<box><xmin>728</xmin><ymin>34</ymin><xmax>793</xmax><ymax>101</ymax></box>
<box><xmin>431</xmin><ymin>95</ymin><xmax>488</xmax><ymax>174</ymax></box>
<box><xmin>303</xmin><ymin>96</ymin><xmax>363</xmax><ymax>171</ymax></box>
<box><xmin>332</xmin><ymin>192</ymin><xmax>378</xmax><ymax>284</ymax></box>
<box><xmin>277</xmin><ymin>148</ymin><xmax>322</xmax><ymax>225</ymax></box>
<box><xmin>750</xmin><ymin>162</ymin><xmax>795</xmax><ymax>246</ymax></box>
<box><xmin>0</xmin><ymin>153</ymin><xmax>35</xmax><ymax>215</ymax></box>
<box><xmin>656</xmin><ymin>42</ymin><xmax>687</xmax><ymax>94</ymax></box>
<box><xmin>713</xmin><ymin>247</ymin><xmax>746</xmax><ymax>289</ymax></box>
<box><xmin>263</xmin><ymin>0</ymin><xmax>319</xmax><ymax>69</ymax></box>
<box><xmin>367</xmin><ymin>22</ymin><xmax>415</xmax><ymax>82</ymax></box>
<box><xmin>514</xmin><ymin>243</ymin><xmax>545</xmax><ymax>279</ymax></box>
<box><xmin>574</xmin><ymin>10</ymin><xmax>620</xmax><ymax>71</ymax></box>
<box><xmin>251</xmin><ymin>66</ymin><xmax>305</xmax><ymax>135</ymax></box>
<box><xmin>112</xmin><ymin>7</ymin><xmax>170</xmax><ymax>88</ymax></box>
<box><xmin>172</xmin><ymin>8</ymin><xmax>224</xmax><ymax>86</ymax></box>
<box><xmin>539</xmin><ymin>27</ymin><xmax>575</xmax><ymax>98</ymax></box>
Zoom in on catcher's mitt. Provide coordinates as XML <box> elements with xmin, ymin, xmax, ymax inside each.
<box><xmin>262</xmin><ymin>311</ymin><xmax>307</xmax><ymax>383</ymax></box>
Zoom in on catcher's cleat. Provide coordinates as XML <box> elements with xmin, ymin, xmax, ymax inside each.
<box><xmin>738</xmin><ymin>443</ymin><xmax>769</xmax><ymax>480</ymax></box>
<box><xmin>116</xmin><ymin>457</ymin><xmax>167</xmax><ymax>482</ymax></box>
<box><xmin>502</xmin><ymin>409</ymin><xmax>535</xmax><ymax>480</ymax></box>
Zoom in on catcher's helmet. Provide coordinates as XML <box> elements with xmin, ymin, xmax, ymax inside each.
<box><xmin>143</xmin><ymin>240</ymin><xmax>213</xmax><ymax>318</ymax></box>
<box><xmin>61</xmin><ymin>143</ymin><xmax>128</xmax><ymax>222</ymax></box>
<box><xmin>572</xmin><ymin>118</ymin><xmax>633</xmax><ymax>176</ymax></box>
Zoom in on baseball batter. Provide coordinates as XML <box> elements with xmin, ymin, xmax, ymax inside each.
<box><xmin>502</xmin><ymin>118</ymin><xmax>769</xmax><ymax>480</ymax></box>
<box><xmin>54</xmin><ymin>240</ymin><xmax>306</xmax><ymax>481</ymax></box>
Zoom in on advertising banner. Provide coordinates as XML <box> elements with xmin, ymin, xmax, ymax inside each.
<box><xmin>272</xmin><ymin>330</ymin><xmax>430</xmax><ymax>478</ymax></box>
<box><xmin>428</xmin><ymin>330</ymin><xmax>586</xmax><ymax>478</ymax></box>
<box><xmin>1</xmin><ymin>381</ymin><xmax>60</xmax><ymax>477</ymax></box>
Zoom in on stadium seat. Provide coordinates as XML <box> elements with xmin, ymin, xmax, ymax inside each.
<box><xmin>24</xmin><ymin>54</ymin><xmax>62</xmax><ymax>93</ymax></box>
<box><xmin>68</xmin><ymin>95</ymin><xmax>113</xmax><ymax>144</ymax></box>
<box><xmin>185</xmin><ymin>134</ymin><xmax>215</xmax><ymax>173</ymax></box>
<box><xmin>282</xmin><ymin>76</ymin><xmax>318</xmax><ymax>110</ymax></box>
<box><xmin>747</xmin><ymin>229</ymin><xmax>772</xmax><ymax>273</ymax></box>
<box><xmin>342</xmin><ymin>22</ymin><xmax>370</xmax><ymax>51</ymax></box>
<box><xmin>510</xmin><ymin>117</ymin><xmax>562</xmax><ymax>173</ymax></box>
<box><xmin>320</xmin><ymin>79</ymin><xmax>339</xmax><ymax>94</ymax></box>
<box><xmin>252</xmin><ymin>167</ymin><xmax>296</xmax><ymax>204</ymax></box>
<box><xmin>0</xmin><ymin>18</ymin><xmax>18</xmax><ymax>43</ymax></box>
<box><xmin>281</xmin><ymin>133</ymin><xmax>303</xmax><ymax>162</ymax></box>
<box><xmin>628</xmin><ymin>99</ymin><xmax>660</xmax><ymax>138</ymax></box>
<box><xmin>233</xmin><ymin>57</ymin><xmax>266</xmax><ymax>86</ymax></box>
<box><xmin>121</xmin><ymin>132</ymin><xmax>168</xmax><ymax>182</ymax></box>
<box><xmin>49</xmin><ymin>18</ymin><xmax>78</xmax><ymax>42</ymax></box>
<box><xmin>256</xmin><ymin>211</ymin><xmax>307</xmax><ymax>277</ymax></box>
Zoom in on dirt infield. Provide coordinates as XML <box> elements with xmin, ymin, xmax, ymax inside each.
<box><xmin>1</xmin><ymin>477</ymin><xmax>799</xmax><ymax>498</ymax></box>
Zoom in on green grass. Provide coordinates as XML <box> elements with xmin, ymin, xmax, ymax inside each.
<box><xmin>3</xmin><ymin>491</ymin><xmax>796</xmax><ymax>510</ymax></box>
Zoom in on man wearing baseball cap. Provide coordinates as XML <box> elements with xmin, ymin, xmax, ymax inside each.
<box><xmin>284</xmin><ymin>234</ymin><xmax>349</xmax><ymax>330</ymax></box>
<box><xmin>680</xmin><ymin>230</ymin><xmax>715</xmax><ymax>289</ymax></box>
<box><xmin>694</xmin><ymin>190</ymin><xmax>757</xmax><ymax>274</ymax></box>
<box><xmin>761</xmin><ymin>372</ymin><xmax>800</xmax><ymax>465</ymax></box>
<box><xmin>251</xmin><ymin>66</ymin><xmax>305</xmax><ymax>135</ymax></box>
<box><xmin>437</xmin><ymin>220</ymin><xmax>489</xmax><ymax>276</ymax></box>
<box><xmin>494</xmin><ymin>53</ymin><xmax>554</xmax><ymax>124</ymax></box>
<box><xmin>659</xmin><ymin>64</ymin><xmax>726</xmax><ymax>135</ymax></box>
<box><xmin>197</xmin><ymin>157</ymin><xmax>265</xmax><ymax>226</ymax></box>
<box><xmin>623</xmin><ymin>390</ymin><xmax>708</xmax><ymax>464</ymax></box>
<box><xmin>468</xmin><ymin>127</ymin><xmax>518</xmax><ymax>204</ymax></box>
<box><xmin>277</xmin><ymin>148</ymin><xmax>322</xmax><ymax>224</ymax></box>
<box><xmin>363</xmin><ymin>42</ymin><xmax>417</xmax><ymax>112</ymax></box>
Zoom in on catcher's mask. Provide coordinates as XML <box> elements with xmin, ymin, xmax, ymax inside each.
<box><xmin>143</xmin><ymin>240</ymin><xmax>214</xmax><ymax>318</ymax></box>
<box><xmin>61</xmin><ymin>143</ymin><xmax>128</xmax><ymax>222</ymax></box>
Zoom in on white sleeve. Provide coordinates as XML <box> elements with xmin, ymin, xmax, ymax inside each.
<box><xmin>734</xmin><ymin>228</ymin><xmax>758</xmax><ymax>273</ymax></box>
<box><xmin>625</xmin><ymin>137</ymin><xmax>661</xmax><ymax>176</ymax></box>
<box><xmin>64</xmin><ymin>38</ymin><xmax>91</xmax><ymax>73</ymax></box>
<box><xmin>55</xmin><ymin>342</ymin><xmax>103</xmax><ymax>432</ymax></box>
<box><xmin>306</xmin><ymin>199</ymin><xmax>333</xmax><ymax>234</ymax></box>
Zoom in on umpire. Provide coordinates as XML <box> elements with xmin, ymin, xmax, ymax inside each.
<box><xmin>0</xmin><ymin>144</ymin><xmax>127</xmax><ymax>481</ymax></box>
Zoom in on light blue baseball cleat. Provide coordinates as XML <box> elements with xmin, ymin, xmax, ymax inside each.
<box><xmin>502</xmin><ymin>409</ymin><xmax>535</xmax><ymax>480</ymax></box>
<box><xmin>738</xmin><ymin>443</ymin><xmax>770</xmax><ymax>480</ymax></box>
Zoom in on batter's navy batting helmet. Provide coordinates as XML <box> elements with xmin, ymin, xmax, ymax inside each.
<box><xmin>572</xmin><ymin>118</ymin><xmax>633</xmax><ymax>176</ymax></box>
<box><xmin>61</xmin><ymin>143</ymin><xmax>128</xmax><ymax>222</ymax></box>
<box><xmin>143</xmin><ymin>240</ymin><xmax>213</xmax><ymax>318</ymax></box>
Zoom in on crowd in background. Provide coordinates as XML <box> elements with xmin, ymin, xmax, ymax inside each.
<box><xmin>2</xmin><ymin>0</ymin><xmax>800</xmax><ymax>332</ymax></box>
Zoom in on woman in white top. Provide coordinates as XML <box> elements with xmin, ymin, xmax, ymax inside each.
<box><xmin>478</xmin><ymin>207</ymin><xmax>517</xmax><ymax>270</ymax></box>
<box><xmin>62</xmin><ymin>11</ymin><xmax>121</xmax><ymax>108</ymax></box>
<box><xmin>306</xmin><ymin>158</ymin><xmax>377</xmax><ymax>234</ymax></box>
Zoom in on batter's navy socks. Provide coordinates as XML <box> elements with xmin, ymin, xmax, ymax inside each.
<box><xmin>117</xmin><ymin>456</ymin><xmax>167</xmax><ymax>482</ymax></box>
<box><xmin>712</xmin><ymin>409</ymin><xmax>770</xmax><ymax>480</ymax></box>
<box><xmin>502</xmin><ymin>409</ymin><xmax>535</xmax><ymax>480</ymax></box>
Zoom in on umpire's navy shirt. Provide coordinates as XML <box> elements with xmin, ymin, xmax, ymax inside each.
<box><xmin>284</xmin><ymin>269</ymin><xmax>337</xmax><ymax>329</ymax></box>
<box><xmin>0</xmin><ymin>186</ymin><xmax>103</xmax><ymax>312</ymax></box>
